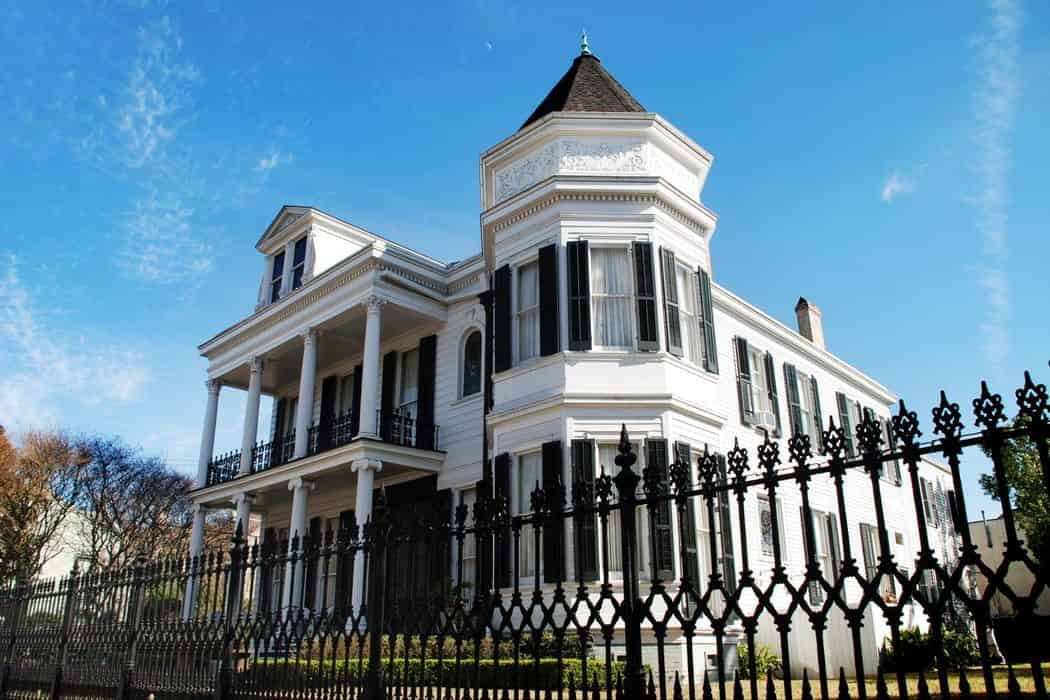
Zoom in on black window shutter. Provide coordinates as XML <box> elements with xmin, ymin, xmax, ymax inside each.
<box><xmin>645</xmin><ymin>439</ymin><xmax>675</xmax><ymax>580</ymax></box>
<box><xmin>272</xmin><ymin>397</ymin><xmax>286</xmax><ymax>441</ymax></box>
<box><xmin>764</xmin><ymin>352</ymin><xmax>782</xmax><ymax>437</ymax></box>
<box><xmin>799</xmin><ymin>507</ymin><xmax>820</xmax><ymax>604</ymax></box>
<box><xmin>538</xmin><ymin>244</ymin><xmax>559</xmax><ymax>356</ymax></box>
<box><xmin>335</xmin><ymin>509</ymin><xmax>356</xmax><ymax>613</ymax></box>
<box><xmin>836</xmin><ymin>392</ymin><xmax>855</xmax><ymax>457</ymax></box>
<box><xmin>494</xmin><ymin>265</ymin><xmax>512</xmax><ymax>371</ymax></box>
<box><xmin>632</xmin><ymin>242</ymin><xmax>659</xmax><ymax>351</ymax></box>
<box><xmin>716</xmin><ymin>454</ymin><xmax>737</xmax><ymax>595</ymax></box>
<box><xmin>734</xmin><ymin>337</ymin><xmax>753</xmax><ymax>426</ymax></box>
<box><xmin>541</xmin><ymin>440</ymin><xmax>564</xmax><ymax>583</ymax></box>
<box><xmin>783</xmin><ymin>363</ymin><xmax>803</xmax><ymax>438</ymax></box>
<box><xmin>660</xmin><ymin>248</ymin><xmax>683</xmax><ymax>356</ymax></box>
<box><xmin>698</xmin><ymin>268</ymin><xmax>719</xmax><ymax>373</ymax></box>
<box><xmin>826</xmin><ymin>513</ymin><xmax>841</xmax><ymax>577</ymax></box>
<box><xmin>380</xmin><ymin>350</ymin><xmax>398</xmax><ymax>441</ymax></box>
<box><xmin>304</xmin><ymin>516</ymin><xmax>322</xmax><ymax>609</ymax></box>
<box><xmin>810</xmin><ymin>376</ymin><xmax>825</xmax><ymax>453</ymax></box>
<box><xmin>416</xmin><ymin>335</ymin><xmax>437</xmax><ymax>450</ymax></box>
<box><xmin>260</xmin><ymin>527</ymin><xmax>277</xmax><ymax>613</ymax></box>
<box><xmin>566</xmin><ymin>241</ymin><xmax>592</xmax><ymax>350</ymax></box>
<box><xmin>350</xmin><ymin>364</ymin><xmax>363</xmax><ymax>435</ymax></box>
<box><xmin>674</xmin><ymin>442</ymin><xmax>700</xmax><ymax>587</ymax></box>
<box><xmin>319</xmin><ymin>376</ymin><xmax>338</xmax><ymax>451</ymax></box>
<box><xmin>570</xmin><ymin>439</ymin><xmax>598</xmax><ymax>581</ymax></box>
<box><xmin>494</xmin><ymin>453</ymin><xmax>512</xmax><ymax>587</ymax></box>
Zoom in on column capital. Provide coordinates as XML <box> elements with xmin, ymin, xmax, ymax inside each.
<box><xmin>288</xmin><ymin>477</ymin><xmax>316</xmax><ymax>492</ymax></box>
<box><xmin>191</xmin><ymin>502</ymin><xmax>209</xmax><ymax>516</ymax></box>
<box><xmin>365</xmin><ymin>294</ymin><xmax>387</xmax><ymax>314</ymax></box>
<box><xmin>232</xmin><ymin>492</ymin><xmax>257</xmax><ymax>507</ymax></box>
<box><xmin>205</xmin><ymin>378</ymin><xmax>223</xmax><ymax>395</ymax></box>
<box><xmin>350</xmin><ymin>458</ymin><xmax>383</xmax><ymax>474</ymax></box>
<box><xmin>248</xmin><ymin>356</ymin><xmax>264</xmax><ymax>374</ymax></box>
<box><xmin>301</xmin><ymin>327</ymin><xmax>320</xmax><ymax>345</ymax></box>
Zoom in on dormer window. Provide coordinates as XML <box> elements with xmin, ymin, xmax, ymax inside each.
<box><xmin>270</xmin><ymin>251</ymin><xmax>285</xmax><ymax>303</ymax></box>
<box><xmin>291</xmin><ymin>237</ymin><xmax>307</xmax><ymax>290</ymax></box>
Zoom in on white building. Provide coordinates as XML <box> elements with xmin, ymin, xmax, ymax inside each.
<box><xmin>186</xmin><ymin>42</ymin><xmax>959</xmax><ymax>678</ymax></box>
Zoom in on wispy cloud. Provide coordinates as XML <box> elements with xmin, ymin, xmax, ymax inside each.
<box><xmin>971</xmin><ymin>0</ymin><xmax>1021</xmax><ymax>363</ymax></box>
<box><xmin>256</xmin><ymin>150</ymin><xmax>293</xmax><ymax>171</ymax></box>
<box><xmin>880</xmin><ymin>170</ymin><xmax>916</xmax><ymax>202</ymax></box>
<box><xmin>0</xmin><ymin>255</ymin><xmax>151</xmax><ymax>432</ymax></box>
<box><xmin>118</xmin><ymin>191</ymin><xmax>212</xmax><ymax>284</ymax></box>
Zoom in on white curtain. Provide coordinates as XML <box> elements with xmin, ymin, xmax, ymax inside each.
<box><xmin>677</xmin><ymin>266</ymin><xmax>703</xmax><ymax>365</ymax></box>
<box><xmin>590</xmin><ymin>248</ymin><xmax>632</xmax><ymax>348</ymax></box>
<box><xmin>517</xmin><ymin>453</ymin><xmax>541</xmax><ymax>577</ymax></box>
<box><xmin>599</xmin><ymin>444</ymin><xmax>649</xmax><ymax>577</ymax></box>
<box><xmin>517</xmin><ymin>263</ymin><xmax>539</xmax><ymax>362</ymax></box>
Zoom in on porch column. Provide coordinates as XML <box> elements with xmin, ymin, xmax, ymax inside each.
<box><xmin>350</xmin><ymin>458</ymin><xmax>382</xmax><ymax>612</ymax></box>
<box><xmin>182</xmin><ymin>504</ymin><xmax>207</xmax><ymax>620</ymax></box>
<box><xmin>282</xmin><ymin>477</ymin><xmax>315</xmax><ymax>612</ymax></box>
<box><xmin>292</xmin><ymin>328</ymin><xmax>319</xmax><ymax>458</ymax></box>
<box><xmin>240</xmin><ymin>357</ymin><xmax>264</xmax><ymax>476</ymax></box>
<box><xmin>196</xmin><ymin>380</ymin><xmax>222</xmax><ymax>487</ymax></box>
<box><xmin>233</xmin><ymin>492</ymin><xmax>255</xmax><ymax>534</ymax></box>
<box><xmin>358</xmin><ymin>295</ymin><xmax>385</xmax><ymax>437</ymax></box>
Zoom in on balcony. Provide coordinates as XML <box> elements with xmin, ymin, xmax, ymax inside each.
<box><xmin>204</xmin><ymin>409</ymin><xmax>440</xmax><ymax>488</ymax></box>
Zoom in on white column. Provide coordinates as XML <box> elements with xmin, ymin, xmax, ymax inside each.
<box><xmin>293</xmin><ymin>329</ymin><xmax>319</xmax><ymax>458</ymax></box>
<box><xmin>350</xmin><ymin>458</ymin><xmax>382</xmax><ymax>612</ymax></box>
<box><xmin>196</xmin><ymin>380</ymin><xmax>222</xmax><ymax>487</ymax></box>
<box><xmin>182</xmin><ymin>504</ymin><xmax>207</xmax><ymax>620</ymax></box>
<box><xmin>282</xmin><ymin>477</ymin><xmax>315</xmax><ymax>612</ymax></box>
<box><xmin>240</xmin><ymin>357</ymin><xmax>264</xmax><ymax>475</ymax></box>
<box><xmin>233</xmin><ymin>492</ymin><xmax>255</xmax><ymax>535</ymax></box>
<box><xmin>358</xmin><ymin>296</ymin><xmax>385</xmax><ymax>437</ymax></box>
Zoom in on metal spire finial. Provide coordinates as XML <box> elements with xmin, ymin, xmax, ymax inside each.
<box><xmin>580</xmin><ymin>30</ymin><xmax>590</xmax><ymax>56</ymax></box>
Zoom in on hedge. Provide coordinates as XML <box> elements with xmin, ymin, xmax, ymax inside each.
<box><xmin>238</xmin><ymin>657</ymin><xmax>626</xmax><ymax>690</ymax></box>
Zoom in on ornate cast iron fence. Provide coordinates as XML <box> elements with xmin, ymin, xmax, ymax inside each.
<box><xmin>3</xmin><ymin>370</ymin><xmax>1050</xmax><ymax>700</ymax></box>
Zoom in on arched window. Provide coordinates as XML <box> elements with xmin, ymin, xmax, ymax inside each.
<box><xmin>462</xmin><ymin>330</ymin><xmax>483</xmax><ymax>397</ymax></box>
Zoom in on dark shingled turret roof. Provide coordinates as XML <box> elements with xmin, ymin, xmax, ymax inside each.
<box><xmin>520</xmin><ymin>52</ymin><xmax>645</xmax><ymax>130</ymax></box>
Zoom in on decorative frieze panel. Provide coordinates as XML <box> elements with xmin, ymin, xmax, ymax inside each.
<box><xmin>493</xmin><ymin>138</ymin><xmax>699</xmax><ymax>203</ymax></box>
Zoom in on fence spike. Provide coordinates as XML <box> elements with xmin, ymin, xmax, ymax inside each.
<box><xmin>731</xmin><ymin>670</ymin><xmax>743</xmax><ymax>700</ymax></box>
<box><xmin>591</xmin><ymin>671</ymin><xmax>600</xmax><ymax>700</ymax></box>
<box><xmin>647</xmin><ymin>669</ymin><xmax>657</xmax><ymax>700</ymax></box>
<box><xmin>703</xmin><ymin>670</ymin><xmax>714</xmax><ymax>700</ymax></box>
<box><xmin>764</xmin><ymin>671</ymin><xmax>775</xmax><ymax>700</ymax></box>
<box><xmin>957</xmin><ymin>667</ymin><xmax>971</xmax><ymax>700</ymax></box>
<box><xmin>616</xmin><ymin>673</ymin><xmax>625</xmax><ymax>700</ymax></box>
<box><xmin>569</xmin><ymin>672</ymin><xmax>577</xmax><ymax>700</ymax></box>
<box><xmin>837</xmin><ymin>668</ymin><xmax>851</xmax><ymax>700</ymax></box>
<box><xmin>875</xmin><ymin>667</ymin><xmax>889</xmax><ymax>700</ymax></box>
<box><xmin>801</xmin><ymin>669</ymin><xmax>812</xmax><ymax>700</ymax></box>
<box><xmin>916</xmin><ymin>669</ymin><xmax>930</xmax><ymax>700</ymax></box>
<box><xmin>545</xmin><ymin>685</ymin><xmax>554</xmax><ymax>700</ymax></box>
<box><xmin>1008</xmin><ymin>666</ymin><xmax>1023</xmax><ymax>700</ymax></box>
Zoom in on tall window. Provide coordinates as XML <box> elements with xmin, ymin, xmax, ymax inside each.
<box><xmin>676</xmin><ymin>265</ymin><xmax>702</xmax><ymax>365</ymax></box>
<box><xmin>291</xmin><ymin>237</ymin><xmax>308</xmax><ymax>290</ymax></box>
<box><xmin>338</xmin><ymin>374</ymin><xmax>355</xmax><ymax>415</ymax></box>
<box><xmin>804</xmin><ymin>509</ymin><xmax>840</xmax><ymax>603</ymax></box>
<box><xmin>517</xmin><ymin>452</ymin><xmax>541</xmax><ymax>577</ymax></box>
<box><xmin>590</xmin><ymin>247</ymin><xmax>633</xmax><ymax>348</ymax></box>
<box><xmin>598</xmin><ymin>443</ymin><xmax>650</xmax><ymax>577</ymax></box>
<box><xmin>791</xmin><ymin>369</ymin><xmax>820</xmax><ymax>444</ymax></box>
<box><xmin>462</xmin><ymin>330</ymin><xmax>482</xmax><ymax>397</ymax></box>
<box><xmin>459</xmin><ymin>489</ymin><xmax>477</xmax><ymax>598</ymax></box>
<box><xmin>270</xmin><ymin>251</ymin><xmax>285</xmax><ymax>303</ymax></box>
<box><xmin>517</xmin><ymin>262</ymin><xmax>540</xmax><ymax>363</ymax></box>
<box><xmin>399</xmin><ymin>349</ymin><xmax>419</xmax><ymax>419</ymax></box>
<box><xmin>747</xmin><ymin>347</ymin><xmax>776</xmax><ymax>425</ymax></box>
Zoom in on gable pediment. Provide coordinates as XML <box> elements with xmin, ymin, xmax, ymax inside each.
<box><xmin>256</xmin><ymin>205</ymin><xmax>312</xmax><ymax>251</ymax></box>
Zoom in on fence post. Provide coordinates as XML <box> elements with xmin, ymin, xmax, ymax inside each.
<box><xmin>0</xmin><ymin>578</ymin><xmax>25</xmax><ymax>697</ymax></box>
<box><xmin>50</xmin><ymin>564</ymin><xmax>80</xmax><ymax>700</ymax></box>
<box><xmin>116</xmin><ymin>553</ymin><xmax>149</xmax><ymax>700</ymax></box>
<box><xmin>611</xmin><ymin>425</ymin><xmax>645</xmax><ymax>700</ymax></box>
<box><xmin>214</xmin><ymin>521</ymin><xmax>247</xmax><ymax>700</ymax></box>
<box><xmin>363</xmin><ymin>490</ymin><xmax>391</xmax><ymax>700</ymax></box>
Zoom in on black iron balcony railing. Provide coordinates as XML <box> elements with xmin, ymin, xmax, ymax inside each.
<box><xmin>203</xmin><ymin>408</ymin><xmax>439</xmax><ymax>488</ymax></box>
<box><xmin>205</xmin><ymin>451</ymin><xmax>241</xmax><ymax>486</ymax></box>
<box><xmin>378</xmin><ymin>408</ymin><xmax>439</xmax><ymax>451</ymax></box>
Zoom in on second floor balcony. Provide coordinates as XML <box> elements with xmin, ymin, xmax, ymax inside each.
<box><xmin>205</xmin><ymin>407</ymin><xmax>441</xmax><ymax>488</ymax></box>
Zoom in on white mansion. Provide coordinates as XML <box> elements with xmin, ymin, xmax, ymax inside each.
<box><xmin>187</xmin><ymin>44</ymin><xmax>958</xmax><ymax>675</ymax></box>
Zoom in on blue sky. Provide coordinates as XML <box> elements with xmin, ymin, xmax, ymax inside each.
<box><xmin>0</xmin><ymin>1</ymin><xmax>1046</xmax><ymax>518</ymax></box>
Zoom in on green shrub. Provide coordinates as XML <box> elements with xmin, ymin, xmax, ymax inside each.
<box><xmin>879</xmin><ymin>627</ymin><xmax>979</xmax><ymax>672</ymax></box>
<box><xmin>239</xmin><ymin>657</ymin><xmax>623</xmax><ymax>690</ymax></box>
<box><xmin>736</xmin><ymin>642</ymin><xmax>781</xmax><ymax>680</ymax></box>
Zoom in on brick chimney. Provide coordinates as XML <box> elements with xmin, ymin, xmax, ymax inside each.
<box><xmin>795</xmin><ymin>297</ymin><xmax>825</xmax><ymax>349</ymax></box>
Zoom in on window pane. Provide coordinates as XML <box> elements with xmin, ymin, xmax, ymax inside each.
<box><xmin>518</xmin><ymin>453</ymin><xmax>541</xmax><ymax>577</ymax></box>
<box><xmin>590</xmin><ymin>248</ymin><xmax>632</xmax><ymax>348</ymax></box>
<box><xmin>272</xmin><ymin>252</ymin><xmax>285</xmax><ymax>281</ymax></box>
<box><xmin>517</xmin><ymin>262</ymin><xmax>539</xmax><ymax>362</ymax></box>
<box><xmin>462</xmin><ymin>331</ymin><xmax>482</xmax><ymax>397</ymax></box>
<box><xmin>293</xmin><ymin>237</ymin><xmax>307</xmax><ymax>265</ymax></box>
<box><xmin>400</xmin><ymin>350</ymin><xmax>419</xmax><ymax>408</ymax></box>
